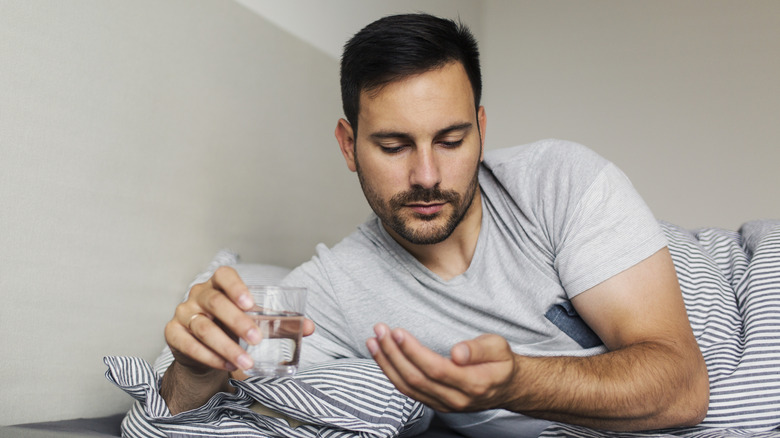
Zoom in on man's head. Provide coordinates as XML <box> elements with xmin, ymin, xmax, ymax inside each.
<box><xmin>335</xmin><ymin>14</ymin><xmax>486</xmax><ymax>247</ymax></box>
<box><xmin>340</xmin><ymin>13</ymin><xmax>482</xmax><ymax>135</ymax></box>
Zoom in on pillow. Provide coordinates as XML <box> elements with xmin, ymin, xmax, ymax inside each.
<box><xmin>105</xmin><ymin>356</ymin><xmax>430</xmax><ymax>438</ymax></box>
<box><xmin>661</xmin><ymin>221</ymin><xmax>780</xmax><ymax>431</ymax></box>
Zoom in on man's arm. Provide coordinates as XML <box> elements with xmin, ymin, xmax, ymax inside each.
<box><xmin>367</xmin><ymin>248</ymin><xmax>710</xmax><ymax>431</ymax></box>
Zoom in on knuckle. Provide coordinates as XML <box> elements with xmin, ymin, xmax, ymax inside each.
<box><xmin>213</xmin><ymin>266</ymin><xmax>237</xmax><ymax>282</ymax></box>
<box><xmin>180</xmin><ymin>342</ymin><xmax>202</xmax><ymax>362</ymax></box>
<box><xmin>448</xmin><ymin>396</ymin><xmax>470</xmax><ymax>411</ymax></box>
<box><xmin>174</xmin><ymin>300</ymin><xmax>194</xmax><ymax>316</ymax></box>
<box><xmin>468</xmin><ymin>382</ymin><xmax>489</xmax><ymax>398</ymax></box>
<box><xmin>426</xmin><ymin>366</ymin><xmax>445</xmax><ymax>381</ymax></box>
<box><xmin>404</xmin><ymin>372</ymin><xmax>426</xmax><ymax>388</ymax></box>
<box><xmin>164</xmin><ymin>320</ymin><xmax>178</xmax><ymax>341</ymax></box>
<box><xmin>484</xmin><ymin>333</ymin><xmax>504</xmax><ymax>346</ymax></box>
<box><xmin>204</xmin><ymin>289</ymin><xmax>224</xmax><ymax>310</ymax></box>
<box><xmin>187</xmin><ymin>282</ymin><xmax>207</xmax><ymax>300</ymax></box>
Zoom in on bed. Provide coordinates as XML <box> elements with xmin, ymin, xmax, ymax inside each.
<box><xmin>9</xmin><ymin>220</ymin><xmax>778</xmax><ymax>438</ymax></box>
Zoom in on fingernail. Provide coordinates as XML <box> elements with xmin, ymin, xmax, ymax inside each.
<box><xmin>225</xmin><ymin>361</ymin><xmax>237</xmax><ymax>371</ymax></box>
<box><xmin>374</xmin><ymin>324</ymin><xmax>386</xmax><ymax>340</ymax></box>
<box><xmin>452</xmin><ymin>344</ymin><xmax>470</xmax><ymax>363</ymax></box>
<box><xmin>237</xmin><ymin>354</ymin><xmax>253</xmax><ymax>370</ymax></box>
<box><xmin>246</xmin><ymin>327</ymin><xmax>261</xmax><ymax>344</ymax></box>
<box><xmin>238</xmin><ymin>294</ymin><xmax>254</xmax><ymax>310</ymax></box>
<box><xmin>366</xmin><ymin>338</ymin><xmax>379</xmax><ymax>356</ymax></box>
<box><xmin>392</xmin><ymin>330</ymin><xmax>404</xmax><ymax>345</ymax></box>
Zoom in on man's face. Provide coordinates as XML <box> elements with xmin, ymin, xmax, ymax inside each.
<box><xmin>336</xmin><ymin>62</ymin><xmax>486</xmax><ymax>245</ymax></box>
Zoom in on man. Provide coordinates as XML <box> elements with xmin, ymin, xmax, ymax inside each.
<box><xmin>161</xmin><ymin>13</ymin><xmax>709</xmax><ymax>435</ymax></box>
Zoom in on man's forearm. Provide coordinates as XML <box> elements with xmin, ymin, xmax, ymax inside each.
<box><xmin>502</xmin><ymin>341</ymin><xmax>709</xmax><ymax>431</ymax></box>
<box><xmin>160</xmin><ymin>360</ymin><xmax>234</xmax><ymax>415</ymax></box>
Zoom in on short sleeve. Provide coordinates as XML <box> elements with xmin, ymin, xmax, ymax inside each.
<box><xmin>554</xmin><ymin>162</ymin><xmax>667</xmax><ymax>297</ymax></box>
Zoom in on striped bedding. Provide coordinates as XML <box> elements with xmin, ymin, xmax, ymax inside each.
<box><xmin>105</xmin><ymin>220</ymin><xmax>780</xmax><ymax>437</ymax></box>
<box><xmin>104</xmin><ymin>356</ymin><xmax>430</xmax><ymax>437</ymax></box>
<box><xmin>539</xmin><ymin>220</ymin><xmax>780</xmax><ymax>437</ymax></box>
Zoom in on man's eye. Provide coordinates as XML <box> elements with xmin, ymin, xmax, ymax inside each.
<box><xmin>380</xmin><ymin>145</ymin><xmax>406</xmax><ymax>154</ymax></box>
<box><xmin>440</xmin><ymin>139</ymin><xmax>464</xmax><ymax>148</ymax></box>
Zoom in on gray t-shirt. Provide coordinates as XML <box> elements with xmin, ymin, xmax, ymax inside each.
<box><xmin>284</xmin><ymin>139</ymin><xmax>666</xmax><ymax>436</ymax></box>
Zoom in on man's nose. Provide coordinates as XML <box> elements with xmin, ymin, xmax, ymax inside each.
<box><xmin>409</xmin><ymin>147</ymin><xmax>441</xmax><ymax>189</ymax></box>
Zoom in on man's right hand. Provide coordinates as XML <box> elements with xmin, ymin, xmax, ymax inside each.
<box><xmin>159</xmin><ymin>266</ymin><xmax>259</xmax><ymax>414</ymax></box>
<box><xmin>164</xmin><ymin>266</ymin><xmax>262</xmax><ymax>374</ymax></box>
<box><xmin>160</xmin><ymin>266</ymin><xmax>316</xmax><ymax>414</ymax></box>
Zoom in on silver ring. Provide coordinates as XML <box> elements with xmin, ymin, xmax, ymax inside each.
<box><xmin>187</xmin><ymin>313</ymin><xmax>209</xmax><ymax>331</ymax></box>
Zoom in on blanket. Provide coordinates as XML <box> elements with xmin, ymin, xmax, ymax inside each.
<box><xmin>539</xmin><ymin>220</ymin><xmax>780</xmax><ymax>437</ymax></box>
<box><xmin>104</xmin><ymin>356</ymin><xmax>431</xmax><ymax>437</ymax></box>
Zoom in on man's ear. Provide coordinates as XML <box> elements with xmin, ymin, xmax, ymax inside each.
<box><xmin>335</xmin><ymin>118</ymin><xmax>357</xmax><ymax>172</ymax></box>
<box><xmin>477</xmin><ymin>106</ymin><xmax>487</xmax><ymax>162</ymax></box>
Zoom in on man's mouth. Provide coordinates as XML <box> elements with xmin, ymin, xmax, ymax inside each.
<box><xmin>407</xmin><ymin>203</ymin><xmax>445</xmax><ymax>215</ymax></box>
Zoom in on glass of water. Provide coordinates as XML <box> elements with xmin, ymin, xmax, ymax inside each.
<box><xmin>239</xmin><ymin>285</ymin><xmax>307</xmax><ymax>377</ymax></box>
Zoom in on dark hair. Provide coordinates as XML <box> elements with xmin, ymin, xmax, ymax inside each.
<box><xmin>340</xmin><ymin>13</ymin><xmax>482</xmax><ymax>133</ymax></box>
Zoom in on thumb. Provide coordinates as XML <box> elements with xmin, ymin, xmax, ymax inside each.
<box><xmin>302</xmin><ymin>318</ymin><xmax>316</xmax><ymax>337</ymax></box>
<box><xmin>451</xmin><ymin>334</ymin><xmax>511</xmax><ymax>366</ymax></box>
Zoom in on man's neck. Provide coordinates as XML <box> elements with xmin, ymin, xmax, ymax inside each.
<box><xmin>386</xmin><ymin>190</ymin><xmax>483</xmax><ymax>281</ymax></box>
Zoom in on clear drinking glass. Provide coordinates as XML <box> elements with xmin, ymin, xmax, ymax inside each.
<box><xmin>239</xmin><ymin>285</ymin><xmax>307</xmax><ymax>377</ymax></box>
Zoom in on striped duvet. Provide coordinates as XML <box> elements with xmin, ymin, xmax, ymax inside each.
<box><xmin>541</xmin><ymin>221</ymin><xmax>780</xmax><ymax>437</ymax></box>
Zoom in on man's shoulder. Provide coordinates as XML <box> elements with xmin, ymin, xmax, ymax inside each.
<box><xmin>483</xmin><ymin>139</ymin><xmax>606</xmax><ymax>170</ymax></box>
<box><xmin>481</xmin><ymin>139</ymin><xmax>610</xmax><ymax>191</ymax></box>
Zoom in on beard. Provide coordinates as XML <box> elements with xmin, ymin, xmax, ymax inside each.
<box><xmin>355</xmin><ymin>159</ymin><xmax>480</xmax><ymax>245</ymax></box>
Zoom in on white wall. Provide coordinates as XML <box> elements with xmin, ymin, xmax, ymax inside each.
<box><xmin>0</xmin><ymin>0</ymin><xmax>366</xmax><ymax>425</ymax></box>
<box><xmin>481</xmin><ymin>0</ymin><xmax>780</xmax><ymax>229</ymax></box>
<box><xmin>235</xmin><ymin>0</ymin><xmax>484</xmax><ymax>59</ymax></box>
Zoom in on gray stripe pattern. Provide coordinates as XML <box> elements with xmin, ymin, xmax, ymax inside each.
<box><xmin>539</xmin><ymin>220</ymin><xmax>780</xmax><ymax>437</ymax></box>
<box><xmin>105</xmin><ymin>356</ymin><xmax>428</xmax><ymax>437</ymax></box>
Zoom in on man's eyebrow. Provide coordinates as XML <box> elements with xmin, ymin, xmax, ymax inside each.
<box><xmin>369</xmin><ymin>123</ymin><xmax>473</xmax><ymax>141</ymax></box>
<box><xmin>434</xmin><ymin>122</ymin><xmax>472</xmax><ymax>137</ymax></box>
<box><xmin>369</xmin><ymin>131</ymin><xmax>413</xmax><ymax>141</ymax></box>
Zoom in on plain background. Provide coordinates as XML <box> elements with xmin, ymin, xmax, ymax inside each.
<box><xmin>1</xmin><ymin>0</ymin><xmax>778</xmax><ymax>425</ymax></box>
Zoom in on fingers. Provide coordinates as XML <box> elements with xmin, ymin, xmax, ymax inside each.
<box><xmin>368</xmin><ymin>325</ymin><xmax>517</xmax><ymax>412</ymax></box>
<box><xmin>367</xmin><ymin>324</ymin><xmax>467</xmax><ymax>411</ymax></box>
<box><xmin>210</xmin><ymin>266</ymin><xmax>254</xmax><ymax>311</ymax></box>
<box><xmin>450</xmin><ymin>343</ymin><xmax>470</xmax><ymax>364</ymax></box>
<box><xmin>302</xmin><ymin>318</ymin><xmax>316</xmax><ymax>337</ymax></box>
<box><xmin>184</xmin><ymin>282</ymin><xmax>260</xmax><ymax>346</ymax></box>
<box><xmin>165</xmin><ymin>319</ymin><xmax>243</xmax><ymax>372</ymax></box>
<box><xmin>451</xmin><ymin>334</ymin><xmax>512</xmax><ymax>366</ymax></box>
<box><xmin>166</xmin><ymin>267</ymin><xmax>261</xmax><ymax>373</ymax></box>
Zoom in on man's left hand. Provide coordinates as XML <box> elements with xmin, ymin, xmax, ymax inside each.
<box><xmin>366</xmin><ymin>323</ymin><xmax>517</xmax><ymax>412</ymax></box>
